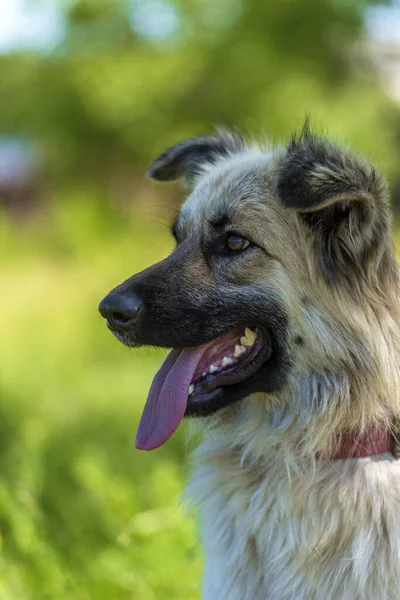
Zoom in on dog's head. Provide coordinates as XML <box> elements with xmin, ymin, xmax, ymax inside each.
<box><xmin>99</xmin><ymin>127</ymin><xmax>400</xmax><ymax>452</ymax></box>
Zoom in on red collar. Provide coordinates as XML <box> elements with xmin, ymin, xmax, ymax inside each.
<box><xmin>329</xmin><ymin>423</ymin><xmax>392</xmax><ymax>459</ymax></box>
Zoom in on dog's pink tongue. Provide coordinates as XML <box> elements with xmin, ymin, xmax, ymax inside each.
<box><xmin>135</xmin><ymin>345</ymin><xmax>207</xmax><ymax>451</ymax></box>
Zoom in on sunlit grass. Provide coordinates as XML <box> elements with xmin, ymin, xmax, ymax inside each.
<box><xmin>0</xmin><ymin>192</ymin><xmax>202</xmax><ymax>600</ymax></box>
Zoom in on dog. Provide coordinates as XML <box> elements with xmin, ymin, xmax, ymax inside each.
<box><xmin>99</xmin><ymin>126</ymin><xmax>400</xmax><ymax>600</ymax></box>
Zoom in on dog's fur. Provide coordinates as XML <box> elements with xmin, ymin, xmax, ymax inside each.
<box><xmin>105</xmin><ymin>127</ymin><xmax>400</xmax><ymax>599</ymax></box>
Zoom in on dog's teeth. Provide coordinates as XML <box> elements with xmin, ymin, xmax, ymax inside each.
<box><xmin>188</xmin><ymin>384</ymin><xmax>194</xmax><ymax>396</ymax></box>
<box><xmin>246</xmin><ymin>326</ymin><xmax>257</xmax><ymax>340</ymax></box>
<box><xmin>221</xmin><ymin>356</ymin><xmax>233</xmax><ymax>368</ymax></box>
<box><xmin>209</xmin><ymin>364</ymin><xmax>218</xmax><ymax>374</ymax></box>
<box><xmin>241</xmin><ymin>327</ymin><xmax>257</xmax><ymax>346</ymax></box>
<box><xmin>234</xmin><ymin>344</ymin><xmax>246</xmax><ymax>357</ymax></box>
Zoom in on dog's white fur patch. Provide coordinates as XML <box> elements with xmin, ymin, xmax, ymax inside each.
<box><xmin>189</xmin><ymin>442</ymin><xmax>400</xmax><ymax>600</ymax></box>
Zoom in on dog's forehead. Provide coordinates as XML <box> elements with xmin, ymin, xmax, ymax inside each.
<box><xmin>179</xmin><ymin>151</ymin><xmax>274</xmax><ymax>230</ymax></box>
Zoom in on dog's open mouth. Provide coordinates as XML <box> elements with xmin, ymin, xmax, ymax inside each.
<box><xmin>135</xmin><ymin>326</ymin><xmax>272</xmax><ymax>450</ymax></box>
<box><xmin>187</xmin><ymin>327</ymin><xmax>270</xmax><ymax>401</ymax></box>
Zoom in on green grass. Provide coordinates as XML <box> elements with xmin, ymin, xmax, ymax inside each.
<box><xmin>0</xmin><ymin>190</ymin><xmax>202</xmax><ymax>599</ymax></box>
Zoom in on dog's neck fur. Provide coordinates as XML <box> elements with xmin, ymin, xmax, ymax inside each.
<box><xmin>188</xmin><ymin>291</ymin><xmax>400</xmax><ymax>600</ymax></box>
<box><xmin>188</xmin><ymin>378</ymin><xmax>400</xmax><ymax>599</ymax></box>
<box><xmin>189</xmin><ymin>435</ymin><xmax>400</xmax><ymax>600</ymax></box>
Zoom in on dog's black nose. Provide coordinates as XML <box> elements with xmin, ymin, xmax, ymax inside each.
<box><xmin>98</xmin><ymin>292</ymin><xmax>142</xmax><ymax>331</ymax></box>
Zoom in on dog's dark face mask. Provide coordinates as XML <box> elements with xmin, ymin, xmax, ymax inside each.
<box><xmin>99</xmin><ymin>229</ymin><xmax>290</xmax><ymax>449</ymax></box>
<box><xmin>99</xmin><ymin>129</ymin><xmax>392</xmax><ymax>450</ymax></box>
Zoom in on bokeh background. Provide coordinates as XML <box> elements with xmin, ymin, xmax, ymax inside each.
<box><xmin>1</xmin><ymin>1</ymin><xmax>400</xmax><ymax>598</ymax></box>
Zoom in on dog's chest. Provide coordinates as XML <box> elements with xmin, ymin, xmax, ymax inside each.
<box><xmin>189</xmin><ymin>446</ymin><xmax>400</xmax><ymax>600</ymax></box>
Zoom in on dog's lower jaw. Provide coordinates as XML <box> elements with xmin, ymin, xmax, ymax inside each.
<box><xmin>189</xmin><ymin>438</ymin><xmax>400</xmax><ymax>600</ymax></box>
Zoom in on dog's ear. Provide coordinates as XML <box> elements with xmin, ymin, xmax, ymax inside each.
<box><xmin>274</xmin><ymin>129</ymin><xmax>390</xmax><ymax>282</ymax></box>
<box><xmin>147</xmin><ymin>129</ymin><xmax>244</xmax><ymax>184</ymax></box>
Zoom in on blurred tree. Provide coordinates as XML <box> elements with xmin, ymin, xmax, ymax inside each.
<box><xmin>0</xmin><ymin>0</ymin><xmax>398</xmax><ymax>184</ymax></box>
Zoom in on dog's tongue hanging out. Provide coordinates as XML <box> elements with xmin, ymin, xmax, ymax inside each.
<box><xmin>135</xmin><ymin>344</ymin><xmax>210</xmax><ymax>451</ymax></box>
<box><xmin>135</xmin><ymin>328</ymin><xmax>253</xmax><ymax>450</ymax></box>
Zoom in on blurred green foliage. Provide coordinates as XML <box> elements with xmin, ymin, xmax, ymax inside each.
<box><xmin>0</xmin><ymin>199</ymin><xmax>202</xmax><ymax>599</ymax></box>
<box><xmin>1</xmin><ymin>0</ymin><xmax>400</xmax><ymax>598</ymax></box>
<box><xmin>1</xmin><ymin>0</ymin><xmax>400</xmax><ymax>180</ymax></box>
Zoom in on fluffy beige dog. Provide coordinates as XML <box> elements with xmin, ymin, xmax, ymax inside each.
<box><xmin>99</xmin><ymin>127</ymin><xmax>400</xmax><ymax>600</ymax></box>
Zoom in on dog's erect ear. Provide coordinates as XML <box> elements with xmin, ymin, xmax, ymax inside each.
<box><xmin>274</xmin><ymin>129</ymin><xmax>390</xmax><ymax>282</ymax></box>
<box><xmin>147</xmin><ymin>129</ymin><xmax>244</xmax><ymax>184</ymax></box>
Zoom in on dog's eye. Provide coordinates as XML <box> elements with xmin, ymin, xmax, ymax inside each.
<box><xmin>225</xmin><ymin>234</ymin><xmax>250</xmax><ymax>252</ymax></box>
